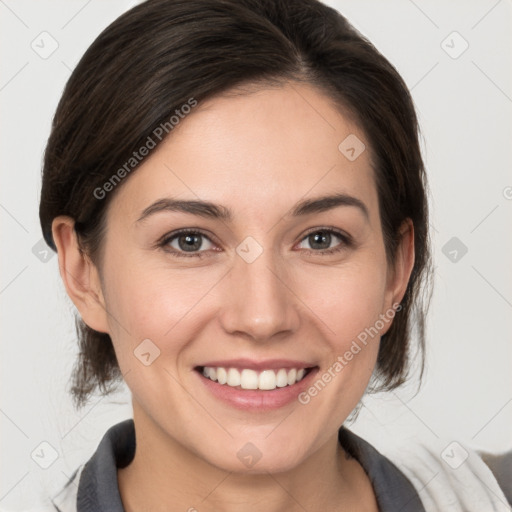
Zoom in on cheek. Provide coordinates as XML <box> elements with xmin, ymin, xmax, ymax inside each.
<box><xmin>101</xmin><ymin>252</ymin><xmax>227</xmax><ymax>353</ymax></box>
<box><xmin>104</xmin><ymin>245</ymin><xmax>389</xmax><ymax>348</ymax></box>
<box><xmin>299</xmin><ymin>257</ymin><xmax>389</xmax><ymax>344</ymax></box>
<box><xmin>289</xmin><ymin>258</ymin><xmax>389</xmax><ymax>435</ymax></box>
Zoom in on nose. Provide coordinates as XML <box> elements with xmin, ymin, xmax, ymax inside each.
<box><xmin>218</xmin><ymin>244</ymin><xmax>301</xmax><ymax>343</ymax></box>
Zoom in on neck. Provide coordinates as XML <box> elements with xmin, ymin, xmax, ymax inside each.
<box><xmin>117</xmin><ymin>404</ymin><xmax>376</xmax><ymax>512</ymax></box>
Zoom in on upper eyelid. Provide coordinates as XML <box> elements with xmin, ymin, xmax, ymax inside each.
<box><xmin>300</xmin><ymin>226</ymin><xmax>350</xmax><ymax>240</ymax></box>
<box><xmin>161</xmin><ymin>227</ymin><xmax>350</xmax><ymax>252</ymax></box>
<box><xmin>296</xmin><ymin>229</ymin><xmax>351</xmax><ymax>252</ymax></box>
<box><xmin>161</xmin><ymin>228</ymin><xmax>216</xmax><ymax>243</ymax></box>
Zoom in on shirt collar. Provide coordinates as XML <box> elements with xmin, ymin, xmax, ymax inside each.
<box><xmin>73</xmin><ymin>419</ymin><xmax>424</xmax><ymax>512</ymax></box>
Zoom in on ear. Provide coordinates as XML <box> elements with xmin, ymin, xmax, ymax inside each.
<box><xmin>52</xmin><ymin>216</ymin><xmax>110</xmax><ymax>333</ymax></box>
<box><xmin>381</xmin><ymin>218</ymin><xmax>415</xmax><ymax>332</ymax></box>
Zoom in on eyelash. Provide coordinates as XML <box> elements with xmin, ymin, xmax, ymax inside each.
<box><xmin>158</xmin><ymin>227</ymin><xmax>353</xmax><ymax>259</ymax></box>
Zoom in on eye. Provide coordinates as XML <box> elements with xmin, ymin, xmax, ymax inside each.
<box><xmin>159</xmin><ymin>227</ymin><xmax>352</xmax><ymax>259</ymax></box>
<box><xmin>297</xmin><ymin>228</ymin><xmax>351</xmax><ymax>255</ymax></box>
<box><xmin>161</xmin><ymin>229</ymin><xmax>216</xmax><ymax>257</ymax></box>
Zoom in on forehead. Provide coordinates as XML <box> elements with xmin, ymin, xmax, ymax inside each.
<box><xmin>109</xmin><ymin>82</ymin><xmax>378</xmax><ymax>222</ymax></box>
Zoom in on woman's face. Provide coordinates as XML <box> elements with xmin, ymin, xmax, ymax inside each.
<box><xmin>90</xmin><ymin>82</ymin><xmax>412</xmax><ymax>472</ymax></box>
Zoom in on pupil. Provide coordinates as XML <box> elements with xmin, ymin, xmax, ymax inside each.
<box><xmin>310</xmin><ymin>231</ymin><xmax>331</xmax><ymax>250</ymax></box>
<box><xmin>179</xmin><ymin>234</ymin><xmax>201</xmax><ymax>251</ymax></box>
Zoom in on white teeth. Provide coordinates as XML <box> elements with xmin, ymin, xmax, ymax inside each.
<box><xmin>227</xmin><ymin>368</ymin><xmax>241</xmax><ymax>387</ymax></box>
<box><xmin>201</xmin><ymin>366</ymin><xmax>309</xmax><ymax>390</ymax></box>
<box><xmin>216</xmin><ymin>367</ymin><xmax>227</xmax><ymax>385</ymax></box>
<box><xmin>258</xmin><ymin>370</ymin><xmax>276</xmax><ymax>390</ymax></box>
<box><xmin>287</xmin><ymin>368</ymin><xmax>297</xmax><ymax>386</ymax></box>
<box><xmin>276</xmin><ymin>369</ymin><xmax>288</xmax><ymax>387</ymax></box>
<box><xmin>240</xmin><ymin>369</ymin><xmax>259</xmax><ymax>390</ymax></box>
<box><xmin>202</xmin><ymin>366</ymin><xmax>217</xmax><ymax>380</ymax></box>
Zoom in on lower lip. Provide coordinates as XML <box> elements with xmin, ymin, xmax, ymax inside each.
<box><xmin>195</xmin><ymin>368</ymin><xmax>319</xmax><ymax>411</ymax></box>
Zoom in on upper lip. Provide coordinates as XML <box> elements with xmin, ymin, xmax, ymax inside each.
<box><xmin>196</xmin><ymin>359</ymin><xmax>317</xmax><ymax>371</ymax></box>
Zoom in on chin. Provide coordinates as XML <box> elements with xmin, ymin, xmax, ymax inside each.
<box><xmin>200</xmin><ymin>440</ymin><xmax>311</xmax><ymax>475</ymax></box>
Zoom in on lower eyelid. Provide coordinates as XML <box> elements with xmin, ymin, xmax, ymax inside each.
<box><xmin>161</xmin><ymin>228</ymin><xmax>351</xmax><ymax>257</ymax></box>
<box><xmin>165</xmin><ymin>232</ymin><xmax>215</xmax><ymax>254</ymax></box>
<box><xmin>297</xmin><ymin>230</ymin><xmax>350</xmax><ymax>250</ymax></box>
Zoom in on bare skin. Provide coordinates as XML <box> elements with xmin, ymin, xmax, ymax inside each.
<box><xmin>53</xmin><ymin>81</ymin><xmax>414</xmax><ymax>512</ymax></box>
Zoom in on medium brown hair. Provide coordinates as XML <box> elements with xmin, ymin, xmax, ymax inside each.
<box><xmin>40</xmin><ymin>0</ymin><xmax>432</xmax><ymax>408</ymax></box>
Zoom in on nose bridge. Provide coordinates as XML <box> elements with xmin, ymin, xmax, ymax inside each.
<box><xmin>219</xmin><ymin>238</ymin><xmax>299</xmax><ymax>341</ymax></box>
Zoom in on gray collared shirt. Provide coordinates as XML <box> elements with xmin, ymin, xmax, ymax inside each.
<box><xmin>52</xmin><ymin>419</ymin><xmax>426</xmax><ymax>511</ymax></box>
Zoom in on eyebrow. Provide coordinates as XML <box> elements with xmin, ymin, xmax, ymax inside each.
<box><xmin>136</xmin><ymin>193</ymin><xmax>369</xmax><ymax>223</ymax></box>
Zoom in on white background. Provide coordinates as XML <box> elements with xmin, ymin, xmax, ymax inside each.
<box><xmin>1</xmin><ymin>0</ymin><xmax>511</xmax><ymax>509</ymax></box>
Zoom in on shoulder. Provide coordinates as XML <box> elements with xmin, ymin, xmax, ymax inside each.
<box><xmin>379</xmin><ymin>435</ymin><xmax>511</xmax><ymax>512</ymax></box>
<box><xmin>51</xmin><ymin>465</ymin><xmax>83</xmax><ymax>512</ymax></box>
<box><xmin>478</xmin><ymin>449</ymin><xmax>512</xmax><ymax>506</ymax></box>
<box><xmin>49</xmin><ymin>419</ymin><xmax>135</xmax><ymax>512</ymax></box>
<box><xmin>15</xmin><ymin>466</ymin><xmax>84</xmax><ymax>512</ymax></box>
<box><xmin>340</xmin><ymin>427</ymin><xmax>426</xmax><ymax>511</ymax></box>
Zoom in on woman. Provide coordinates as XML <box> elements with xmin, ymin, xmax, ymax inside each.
<box><xmin>39</xmin><ymin>0</ymin><xmax>510</xmax><ymax>510</ymax></box>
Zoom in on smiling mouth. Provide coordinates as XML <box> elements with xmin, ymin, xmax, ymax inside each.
<box><xmin>196</xmin><ymin>366</ymin><xmax>316</xmax><ymax>391</ymax></box>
